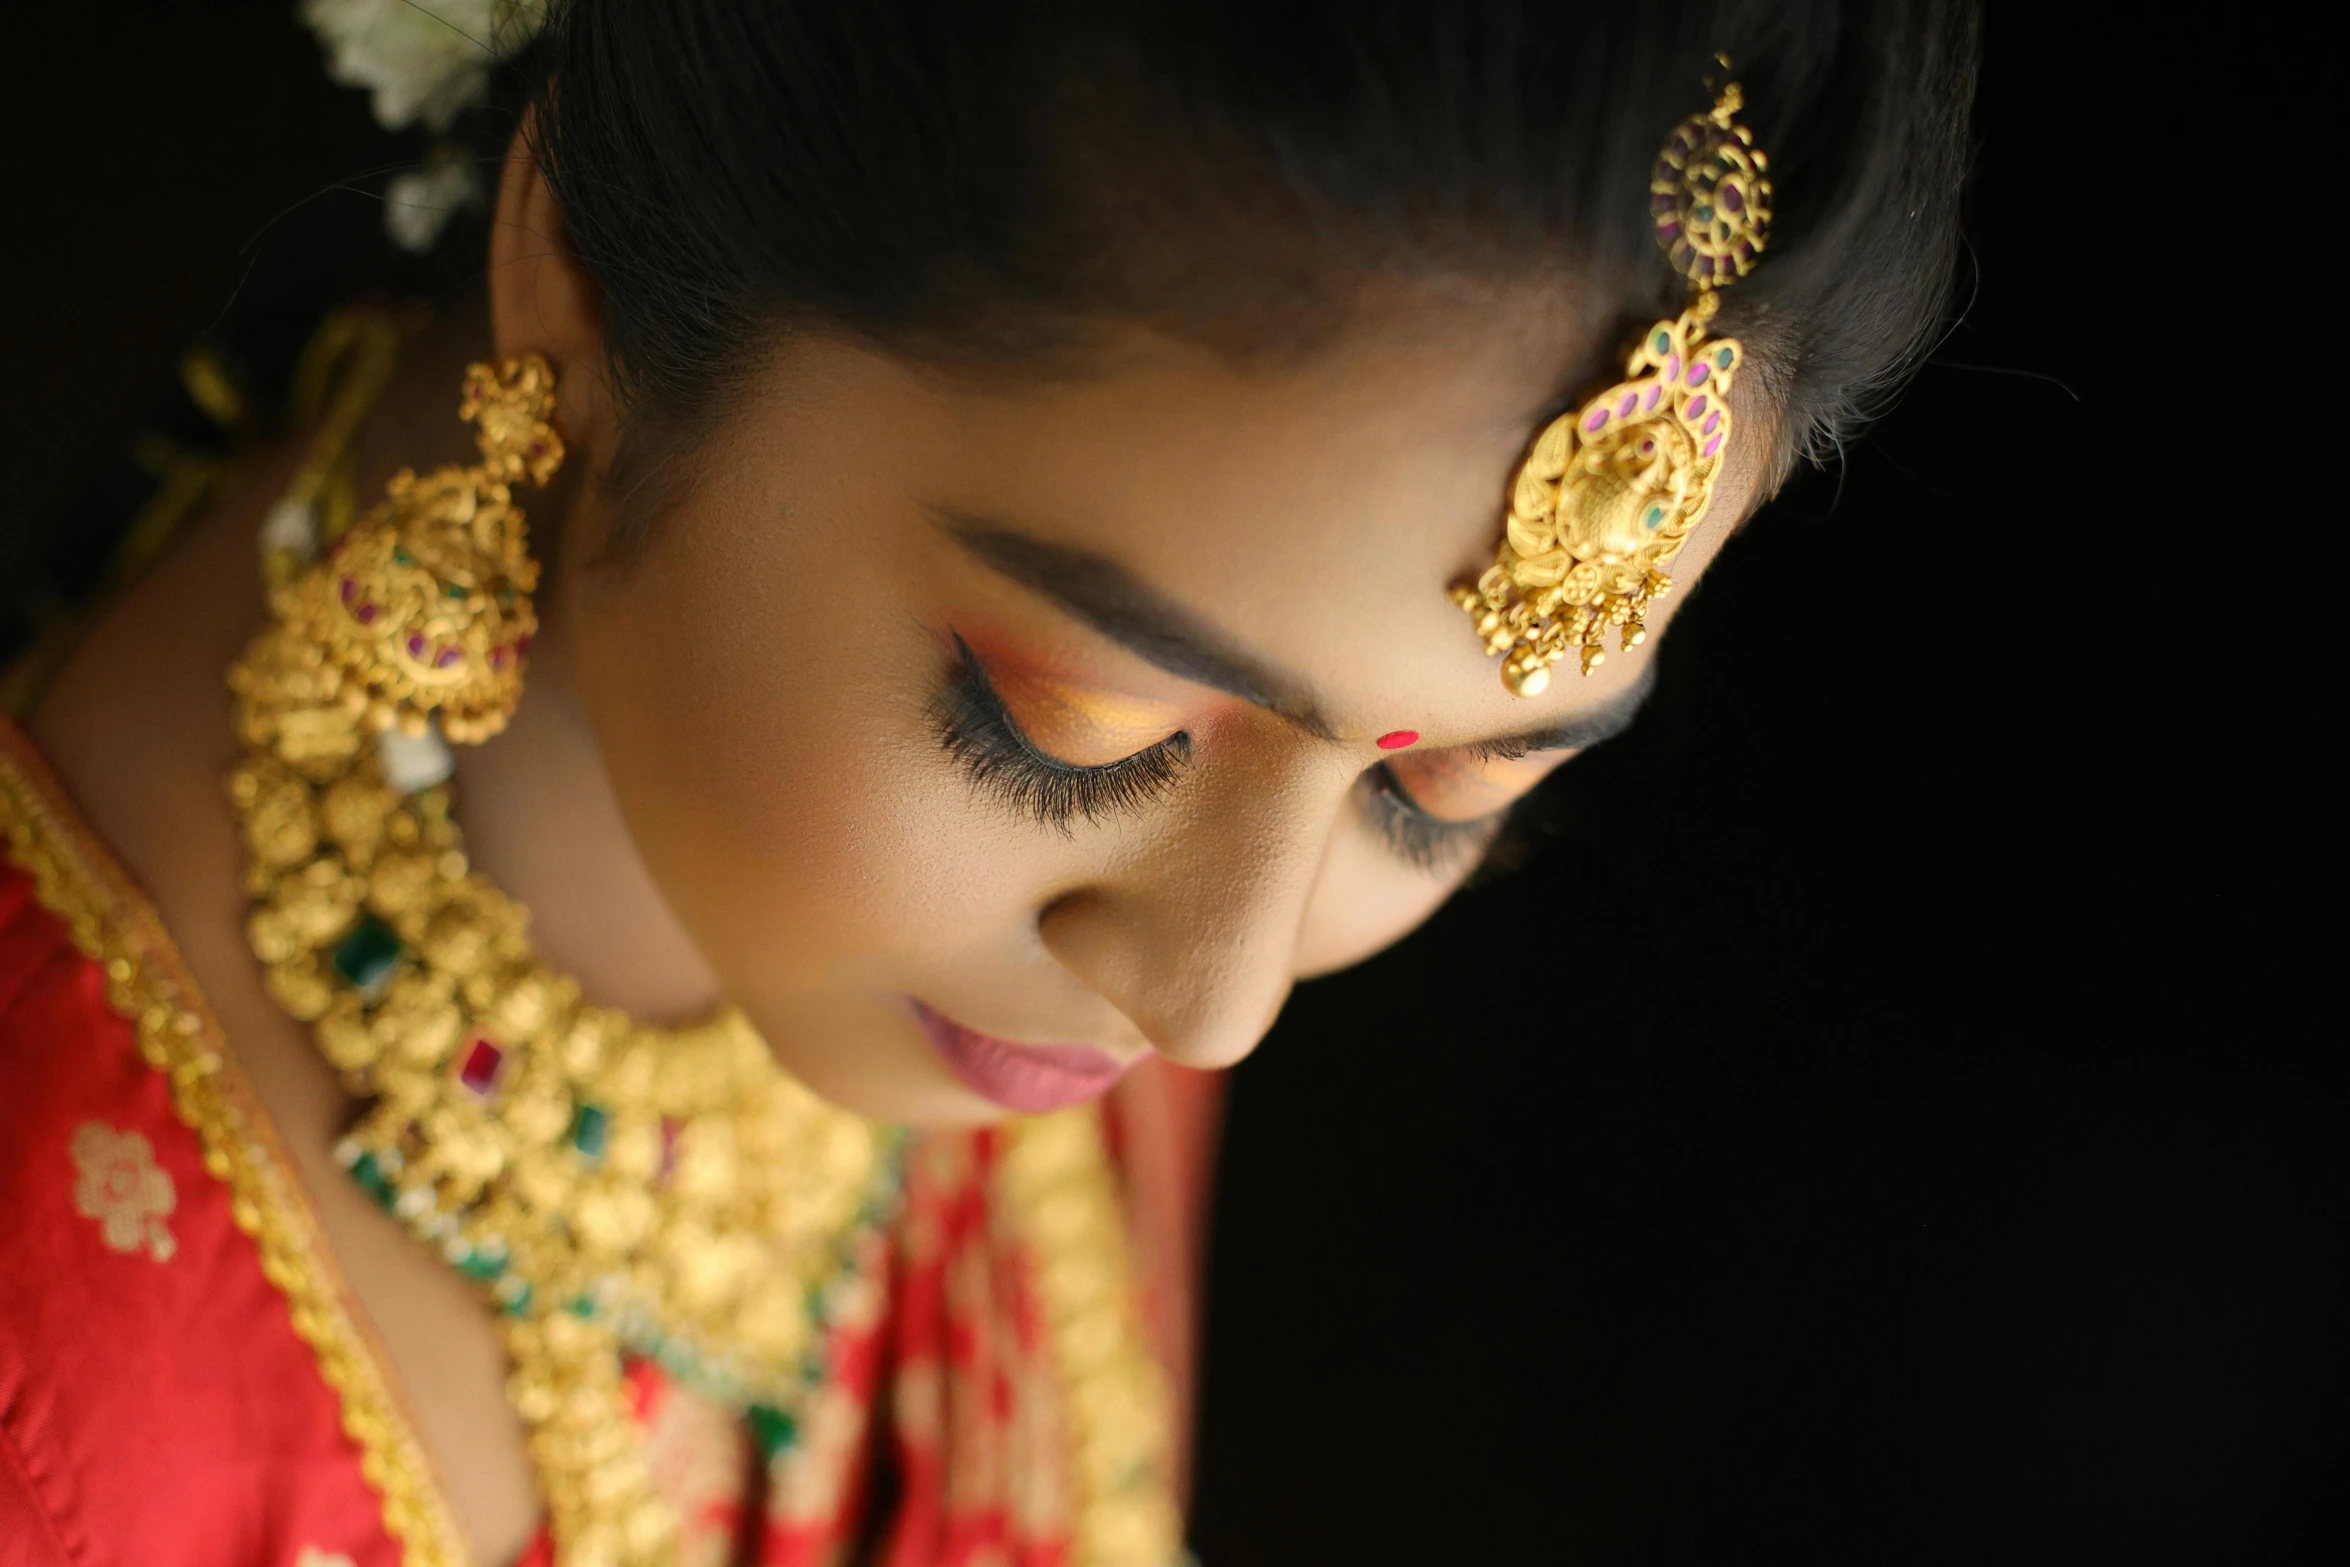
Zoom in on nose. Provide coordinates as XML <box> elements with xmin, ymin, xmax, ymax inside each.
<box><xmin>1036</xmin><ymin>760</ymin><xmax>1329</xmax><ymax>1071</ymax></box>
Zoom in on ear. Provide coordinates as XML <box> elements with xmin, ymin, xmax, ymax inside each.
<box><xmin>487</xmin><ymin>112</ymin><xmax>612</xmax><ymax>458</ymax></box>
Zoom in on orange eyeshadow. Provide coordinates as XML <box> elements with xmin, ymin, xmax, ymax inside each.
<box><xmin>968</xmin><ymin>639</ymin><xmax>1188</xmax><ymax>765</ymax></box>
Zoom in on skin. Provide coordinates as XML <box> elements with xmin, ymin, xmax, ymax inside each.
<box><xmin>28</xmin><ymin>135</ymin><xmax>1769</xmax><ymax>1558</ymax></box>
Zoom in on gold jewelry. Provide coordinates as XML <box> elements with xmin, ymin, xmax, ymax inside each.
<box><xmin>227</xmin><ymin>356</ymin><xmax>899</xmax><ymax>1567</ymax></box>
<box><xmin>1452</xmin><ymin>77</ymin><xmax>1774</xmax><ymax>695</ymax></box>
<box><xmin>273</xmin><ymin>352</ymin><xmax>558</xmax><ymax>747</ymax></box>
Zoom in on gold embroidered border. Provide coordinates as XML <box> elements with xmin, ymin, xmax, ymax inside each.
<box><xmin>998</xmin><ymin>1109</ymin><xmax>1184</xmax><ymax>1567</ymax></box>
<box><xmin>0</xmin><ymin>725</ymin><xmax>472</xmax><ymax>1567</ymax></box>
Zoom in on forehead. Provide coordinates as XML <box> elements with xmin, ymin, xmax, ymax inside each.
<box><xmin>768</xmin><ymin>301</ymin><xmax>1763</xmax><ymax>742</ymax></box>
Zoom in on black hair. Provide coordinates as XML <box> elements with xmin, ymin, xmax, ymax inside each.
<box><xmin>530</xmin><ymin>0</ymin><xmax>1976</xmax><ymax>488</ymax></box>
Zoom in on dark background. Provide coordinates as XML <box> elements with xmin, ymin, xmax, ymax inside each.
<box><xmin>3</xmin><ymin>7</ymin><xmax>2338</xmax><ymax>1565</ymax></box>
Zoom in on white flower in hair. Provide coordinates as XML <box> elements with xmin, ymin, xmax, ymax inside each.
<box><xmin>300</xmin><ymin>0</ymin><xmax>548</xmax><ymax>134</ymax></box>
<box><xmin>385</xmin><ymin>151</ymin><xmax>487</xmax><ymax>253</ymax></box>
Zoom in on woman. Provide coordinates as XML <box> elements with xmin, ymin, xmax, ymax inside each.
<box><xmin>0</xmin><ymin>2</ymin><xmax>1976</xmax><ymax>1563</ymax></box>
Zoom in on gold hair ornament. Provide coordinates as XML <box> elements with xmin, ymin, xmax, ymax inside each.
<box><xmin>1452</xmin><ymin>78</ymin><xmax>1773</xmax><ymax>695</ymax></box>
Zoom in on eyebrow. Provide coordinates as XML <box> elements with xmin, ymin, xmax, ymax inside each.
<box><xmin>939</xmin><ymin>513</ymin><xmax>1659</xmax><ymax>753</ymax></box>
<box><xmin>941</xmin><ymin>516</ymin><xmax>1340</xmax><ymax>738</ymax></box>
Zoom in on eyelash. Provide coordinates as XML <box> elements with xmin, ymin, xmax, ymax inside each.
<box><xmin>933</xmin><ymin>638</ymin><xmax>1192</xmax><ymax>834</ymax></box>
<box><xmin>933</xmin><ymin>636</ymin><xmax>1519</xmax><ymax>870</ymax></box>
<box><xmin>1362</xmin><ymin>764</ymin><xmax>1507</xmax><ymax>875</ymax></box>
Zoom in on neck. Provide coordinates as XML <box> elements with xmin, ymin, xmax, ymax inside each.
<box><xmin>448</xmin><ymin>533</ymin><xmax>728</xmax><ymax>1026</ymax></box>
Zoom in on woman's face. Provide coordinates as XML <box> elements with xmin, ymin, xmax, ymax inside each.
<box><xmin>496</xmin><ymin>161</ymin><xmax>1764</xmax><ymax>1126</ymax></box>
<box><xmin>542</xmin><ymin>309</ymin><xmax>1763</xmax><ymax>1127</ymax></box>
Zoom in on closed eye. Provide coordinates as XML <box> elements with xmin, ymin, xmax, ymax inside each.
<box><xmin>1360</xmin><ymin>763</ymin><xmax>1506</xmax><ymax>875</ymax></box>
<box><xmin>933</xmin><ymin>634</ymin><xmax>1191</xmax><ymax>834</ymax></box>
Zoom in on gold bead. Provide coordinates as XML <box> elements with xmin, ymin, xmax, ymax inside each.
<box><xmin>246</xmin><ymin>908</ymin><xmax>302</xmax><ymax>966</ymax></box>
<box><xmin>1501</xmin><ymin>659</ymin><xmax>1550</xmax><ymax>698</ymax></box>
<box><xmin>264</xmin><ymin>957</ymin><xmax>336</xmax><ymax>1022</ymax></box>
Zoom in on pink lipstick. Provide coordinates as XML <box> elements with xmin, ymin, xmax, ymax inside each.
<box><xmin>911</xmin><ymin>1001</ymin><xmax>1132</xmax><ymax>1113</ymax></box>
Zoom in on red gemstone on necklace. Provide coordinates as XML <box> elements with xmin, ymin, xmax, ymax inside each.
<box><xmin>457</xmin><ymin>1038</ymin><xmax>505</xmax><ymax>1096</ymax></box>
<box><xmin>1375</xmin><ymin>730</ymin><xmax>1420</xmax><ymax>750</ymax></box>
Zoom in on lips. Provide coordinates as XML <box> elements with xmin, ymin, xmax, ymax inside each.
<box><xmin>910</xmin><ymin>1001</ymin><xmax>1132</xmax><ymax>1113</ymax></box>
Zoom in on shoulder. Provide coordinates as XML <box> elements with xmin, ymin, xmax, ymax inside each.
<box><xmin>0</xmin><ymin>730</ymin><xmax>433</xmax><ymax>1567</ymax></box>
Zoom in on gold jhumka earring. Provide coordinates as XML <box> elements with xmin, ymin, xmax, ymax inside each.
<box><xmin>1452</xmin><ymin>73</ymin><xmax>1774</xmax><ymax>695</ymax></box>
<box><xmin>260</xmin><ymin>352</ymin><xmax>557</xmax><ymax>749</ymax></box>
<box><xmin>228</xmin><ymin>356</ymin><xmax>901</xmax><ymax>1567</ymax></box>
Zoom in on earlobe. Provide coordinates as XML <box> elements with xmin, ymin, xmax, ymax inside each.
<box><xmin>487</xmin><ymin>112</ymin><xmax>609</xmax><ymax>448</ymax></box>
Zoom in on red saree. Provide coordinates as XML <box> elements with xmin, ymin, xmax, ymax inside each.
<box><xmin>0</xmin><ymin>722</ymin><xmax>1216</xmax><ymax>1566</ymax></box>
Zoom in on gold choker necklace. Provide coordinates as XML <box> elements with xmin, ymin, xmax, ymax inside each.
<box><xmin>226</xmin><ymin>352</ymin><xmax>898</xmax><ymax>1567</ymax></box>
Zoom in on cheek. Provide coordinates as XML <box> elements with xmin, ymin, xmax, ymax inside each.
<box><xmin>1291</xmin><ymin>814</ymin><xmax>1460</xmax><ymax>979</ymax></box>
<box><xmin>566</xmin><ymin>510</ymin><xmax>1026</xmax><ymax>997</ymax></box>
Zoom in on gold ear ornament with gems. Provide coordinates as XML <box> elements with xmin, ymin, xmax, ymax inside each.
<box><xmin>239</xmin><ymin>353</ymin><xmax>563</xmax><ymax>760</ymax></box>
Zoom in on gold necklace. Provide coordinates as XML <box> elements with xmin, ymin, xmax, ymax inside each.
<box><xmin>226</xmin><ymin>353</ymin><xmax>899</xmax><ymax>1567</ymax></box>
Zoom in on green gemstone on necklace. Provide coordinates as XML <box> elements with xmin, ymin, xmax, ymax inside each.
<box><xmin>570</xmin><ymin>1102</ymin><xmax>612</xmax><ymax>1161</ymax></box>
<box><xmin>348</xmin><ymin>1150</ymin><xmax>395</xmax><ymax>1208</ymax></box>
<box><xmin>746</xmin><ymin>1404</ymin><xmax>799</xmax><ymax>1459</ymax></box>
<box><xmin>455</xmin><ymin>1247</ymin><xmax>505</xmax><ymax>1282</ymax></box>
<box><xmin>330</xmin><ymin>915</ymin><xmax>403</xmax><ymax>996</ymax></box>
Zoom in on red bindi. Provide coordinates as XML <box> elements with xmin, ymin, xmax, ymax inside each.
<box><xmin>1374</xmin><ymin>730</ymin><xmax>1420</xmax><ymax>750</ymax></box>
